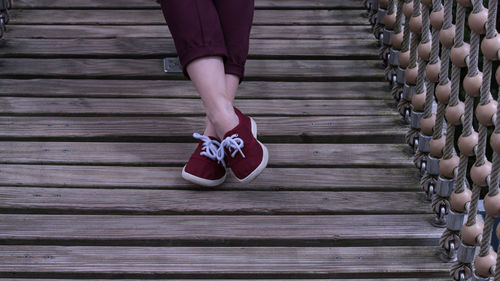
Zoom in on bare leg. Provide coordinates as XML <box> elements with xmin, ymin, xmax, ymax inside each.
<box><xmin>187</xmin><ymin>56</ymin><xmax>239</xmax><ymax>139</ymax></box>
<box><xmin>203</xmin><ymin>73</ymin><xmax>240</xmax><ymax>138</ymax></box>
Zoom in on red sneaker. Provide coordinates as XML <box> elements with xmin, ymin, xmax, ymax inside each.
<box><xmin>182</xmin><ymin>133</ymin><xmax>227</xmax><ymax>187</ymax></box>
<box><xmin>233</xmin><ymin>106</ymin><xmax>257</xmax><ymax>137</ymax></box>
<box><xmin>219</xmin><ymin>109</ymin><xmax>269</xmax><ymax>183</ymax></box>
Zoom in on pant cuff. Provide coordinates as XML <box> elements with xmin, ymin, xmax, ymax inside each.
<box><xmin>224</xmin><ymin>62</ymin><xmax>245</xmax><ymax>84</ymax></box>
<box><xmin>178</xmin><ymin>45</ymin><xmax>228</xmax><ymax>80</ymax></box>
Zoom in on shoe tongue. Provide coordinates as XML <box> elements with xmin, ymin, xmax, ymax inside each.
<box><xmin>223</xmin><ymin>124</ymin><xmax>242</xmax><ymax>139</ymax></box>
<box><xmin>207</xmin><ymin>135</ymin><xmax>220</xmax><ymax>141</ymax></box>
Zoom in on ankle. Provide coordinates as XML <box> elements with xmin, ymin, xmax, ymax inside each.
<box><xmin>208</xmin><ymin>111</ymin><xmax>239</xmax><ymax>139</ymax></box>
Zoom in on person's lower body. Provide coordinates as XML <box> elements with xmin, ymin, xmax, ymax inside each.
<box><xmin>159</xmin><ymin>0</ymin><xmax>268</xmax><ymax>186</ymax></box>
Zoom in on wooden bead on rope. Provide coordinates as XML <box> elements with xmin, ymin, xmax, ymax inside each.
<box><xmin>458</xmin><ymin>131</ymin><xmax>478</xmax><ymax>156</ymax></box>
<box><xmin>439</xmin><ymin>25</ymin><xmax>455</xmax><ymax>48</ymax></box>
<box><xmin>470</xmin><ymin>159</ymin><xmax>492</xmax><ymax>187</ymax></box>
<box><xmin>475</xmin><ymin>100</ymin><xmax>498</xmax><ymax>126</ymax></box>
<box><xmin>426</xmin><ymin>60</ymin><xmax>440</xmax><ymax>82</ymax></box>
<box><xmin>403</xmin><ymin>1</ymin><xmax>413</xmax><ymax>18</ymax></box>
<box><xmin>392</xmin><ymin>32</ymin><xmax>404</xmax><ymax>49</ymax></box>
<box><xmin>421</xmin><ymin>0</ymin><xmax>432</xmax><ymax>6</ymax></box>
<box><xmin>461</xmin><ymin>221</ymin><xmax>484</xmax><ymax>246</ymax></box>
<box><xmin>481</xmin><ymin>33</ymin><xmax>500</xmax><ymax>61</ymax></box>
<box><xmin>456</xmin><ymin>0</ymin><xmax>473</xmax><ymax>7</ymax></box>
<box><xmin>450</xmin><ymin>42</ymin><xmax>470</xmax><ymax>68</ymax></box>
<box><xmin>384</xmin><ymin>12</ymin><xmax>397</xmax><ymax>29</ymax></box>
<box><xmin>379</xmin><ymin>0</ymin><xmax>389</xmax><ymax>9</ymax></box>
<box><xmin>450</xmin><ymin>188</ymin><xmax>472</xmax><ymax>212</ymax></box>
<box><xmin>474</xmin><ymin>250</ymin><xmax>497</xmax><ymax>277</ymax></box>
<box><xmin>463</xmin><ymin>72</ymin><xmax>482</xmax><ymax>97</ymax></box>
<box><xmin>411</xmin><ymin>91</ymin><xmax>426</xmax><ymax>111</ymax></box>
<box><xmin>445</xmin><ymin>101</ymin><xmax>465</xmax><ymax>126</ymax></box>
<box><xmin>435</xmin><ymin>81</ymin><xmax>451</xmax><ymax>104</ymax></box>
<box><xmin>430</xmin><ymin>136</ymin><xmax>446</xmax><ymax>158</ymax></box>
<box><xmin>418</xmin><ymin>40</ymin><xmax>431</xmax><ymax>61</ymax></box>
<box><xmin>398</xmin><ymin>50</ymin><xmax>410</xmax><ymax>68</ymax></box>
<box><xmin>439</xmin><ymin>154</ymin><xmax>460</xmax><ymax>179</ymax></box>
<box><xmin>468</xmin><ymin>8</ymin><xmax>488</xmax><ymax>35</ymax></box>
<box><xmin>409</xmin><ymin>14</ymin><xmax>423</xmax><ymax>34</ymax></box>
<box><xmin>430</xmin><ymin>8</ymin><xmax>444</xmax><ymax>30</ymax></box>
<box><xmin>404</xmin><ymin>65</ymin><xmax>418</xmax><ymax>85</ymax></box>
<box><xmin>485</xmin><ymin>192</ymin><xmax>500</xmax><ymax>217</ymax></box>
<box><xmin>420</xmin><ymin>114</ymin><xmax>436</xmax><ymax>136</ymax></box>
<box><xmin>490</xmin><ymin>132</ymin><xmax>500</xmax><ymax>154</ymax></box>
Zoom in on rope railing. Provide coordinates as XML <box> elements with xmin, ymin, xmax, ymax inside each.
<box><xmin>367</xmin><ymin>0</ymin><xmax>500</xmax><ymax>279</ymax></box>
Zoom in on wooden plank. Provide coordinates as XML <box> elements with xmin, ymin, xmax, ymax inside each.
<box><xmin>0</xmin><ymin>59</ymin><xmax>384</xmax><ymax>81</ymax></box>
<box><xmin>0</xmin><ymin>165</ymin><xmax>418</xmax><ymax>191</ymax></box>
<box><xmin>0</xmin><ymin>80</ymin><xmax>391</xmax><ymax>100</ymax></box>
<box><xmin>0</xmin><ymin>279</ymin><xmax>450</xmax><ymax>281</ymax></box>
<box><xmin>12</xmin><ymin>0</ymin><xmax>364</xmax><ymax>9</ymax></box>
<box><xmin>6</xmin><ymin>25</ymin><xmax>374</xmax><ymax>39</ymax></box>
<box><xmin>0</xmin><ymin>116</ymin><xmax>404</xmax><ymax>140</ymax></box>
<box><xmin>0</xmin><ymin>38</ymin><xmax>378</xmax><ymax>58</ymax></box>
<box><xmin>9</xmin><ymin>9</ymin><xmax>368</xmax><ymax>25</ymax></box>
<box><xmin>0</xmin><ymin>214</ymin><xmax>440</xmax><ymax>243</ymax></box>
<box><xmin>0</xmin><ymin>245</ymin><xmax>448</xmax><ymax>276</ymax></box>
<box><xmin>0</xmin><ymin>187</ymin><xmax>426</xmax><ymax>214</ymax></box>
<box><xmin>0</xmin><ymin>98</ymin><xmax>394</xmax><ymax>116</ymax></box>
<box><xmin>0</xmin><ymin>142</ymin><xmax>410</xmax><ymax>167</ymax></box>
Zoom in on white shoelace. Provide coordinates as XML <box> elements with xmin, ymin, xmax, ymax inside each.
<box><xmin>219</xmin><ymin>133</ymin><xmax>246</xmax><ymax>160</ymax></box>
<box><xmin>192</xmin><ymin>132</ymin><xmax>226</xmax><ymax>167</ymax></box>
<box><xmin>192</xmin><ymin>132</ymin><xmax>246</xmax><ymax>169</ymax></box>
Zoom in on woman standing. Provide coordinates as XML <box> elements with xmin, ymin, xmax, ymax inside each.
<box><xmin>159</xmin><ymin>0</ymin><xmax>269</xmax><ymax>187</ymax></box>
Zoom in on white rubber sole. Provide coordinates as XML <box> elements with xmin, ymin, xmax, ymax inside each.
<box><xmin>181</xmin><ymin>164</ymin><xmax>226</xmax><ymax>187</ymax></box>
<box><xmin>233</xmin><ymin>117</ymin><xmax>269</xmax><ymax>184</ymax></box>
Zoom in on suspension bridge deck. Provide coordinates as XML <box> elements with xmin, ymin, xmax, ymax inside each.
<box><xmin>0</xmin><ymin>0</ymin><xmax>450</xmax><ymax>279</ymax></box>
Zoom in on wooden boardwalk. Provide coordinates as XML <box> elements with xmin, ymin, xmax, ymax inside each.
<box><xmin>0</xmin><ymin>0</ymin><xmax>451</xmax><ymax>279</ymax></box>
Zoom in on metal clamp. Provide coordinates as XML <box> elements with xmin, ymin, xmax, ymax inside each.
<box><xmin>446</xmin><ymin>209</ymin><xmax>466</xmax><ymax>231</ymax></box>
<box><xmin>402</xmin><ymin>83</ymin><xmax>415</xmax><ymax>101</ymax></box>
<box><xmin>410</xmin><ymin>110</ymin><xmax>424</xmax><ymax>129</ymax></box>
<box><xmin>426</xmin><ymin>155</ymin><xmax>440</xmax><ymax>175</ymax></box>
<box><xmin>457</xmin><ymin>240</ymin><xmax>477</xmax><ymax>263</ymax></box>
<box><xmin>163</xmin><ymin>57</ymin><xmax>182</xmax><ymax>73</ymax></box>
<box><xmin>418</xmin><ymin>133</ymin><xmax>431</xmax><ymax>153</ymax></box>
<box><xmin>396</xmin><ymin>67</ymin><xmax>405</xmax><ymax>84</ymax></box>
<box><xmin>436</xmin><ymin>176</ymin><xmax>455</xmax><ymax>197</ymax></box>
<box><xmin>382</xmin><ymin>28</ymin><xmax>393</xmax><ymax>46</ymax></box>
<box><xmin>376</xmin><ymin>8</ymin><xmax>387</xmax><ymax>25</ymax></box>
<box><xmin>388</xmin><ymin>49</ymin><xmax>400</xmax><ymax>66</ymax></box>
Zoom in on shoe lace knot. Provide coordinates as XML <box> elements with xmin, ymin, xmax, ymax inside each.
<box><xmin>192</xmin><ymin>132</ymin><xmax>226</xmax><ymax>168</ymax></box>
<box><xmin>219</xmin><ymin>133</ymin><xmax>246</xmax><ymax>160</ymax></box>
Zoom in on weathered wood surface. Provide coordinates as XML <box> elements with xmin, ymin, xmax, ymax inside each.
<box><xmin>0</xmin><ymin>142</ymin><xmax>410</xmax><ymax>166</ymax></box>
<box><xmin>0</xmin><ymin>97</ymin><xmax>394</xmax><ymax>116</ymax></box>
<box><xmin>0</xmin><ymin>214</ymin><xmax>440</xmax><ymax>243</ymax></box>
<box><xmin>12</xmin><ymin>0</ymin><xmax>365</xmax><ymax>9</ymax></box>
<box><xmin>0</xmin><ymin>0</ymin><xmax>448</xmax><ymax>279</ymax></box>
<box><xmin>0</xmin><ymin>80</ymin><xmax>391</xmax><ymax>100</ymax></box>
<box><xmin>0</xmin><ymin>187</ymin><xmax>426</xmax><ymax>214</ymax></box>
<box><xmin>0</xmin><ymin>246</ymin><xmax>447</xmax><ymax>275</ymax></box>
<box><xmin>6</xmin><ymin>25</ymin><xmax>374</xmax><ymax>39</ymax></box>
<box><xmin>0</xmin><ymin>38</ymin><xmax>378</xmax><ymax>58</ymax></box>
<box><xmin>0</xmin><ymin>58</ymin><xmax>384</xmax><ymax>81</ymax></box>
<box><xmin>0</xmin><ymin>165</ymin><xmax>418</xmax><ymax>191</ymax></box>
<box><xmin>10</xmin><ymin>9</ymin><xmax>368</xmax><ymax>25</ymax></box>
<box><xmin>0</xmin><ymin>279</ymin><xmax>449</xmax><ymax>281</ymax></box>
<box><xmin>0</xmin><ymin>116</ymin><xmax>405</xmax><ymax>141</ymax></box>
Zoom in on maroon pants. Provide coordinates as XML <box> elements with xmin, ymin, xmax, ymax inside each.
<box><xmin>160</xmin><ymin>0</ymin><xmax>255</xmax><ymax>83</ymax></box>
